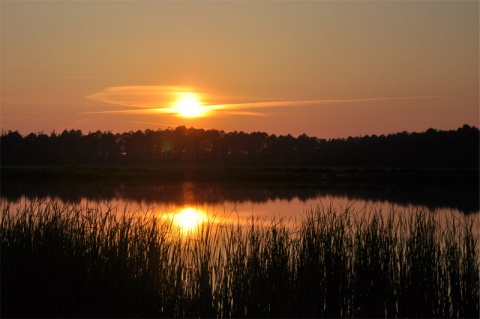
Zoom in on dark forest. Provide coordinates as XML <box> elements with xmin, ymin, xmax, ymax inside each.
<box><xmin>1</xmin><ymin>124</ymin><xmax>478</xmax><ymax>168</ymax></box>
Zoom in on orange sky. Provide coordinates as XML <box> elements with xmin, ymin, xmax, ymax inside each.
<box><xmin>1</xmin><ymin>1</ymin><xmax>478</xmax><ymax>139</ymax></box>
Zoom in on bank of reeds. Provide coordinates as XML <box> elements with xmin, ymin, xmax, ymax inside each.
<box><xmin>1</xmin><ymin>201</ymin><xmax>479</xmax><ymax>317</ymax></box>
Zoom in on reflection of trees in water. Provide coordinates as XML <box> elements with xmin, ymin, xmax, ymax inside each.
<box><xmin>2</xmin><ymin>182</ymin><xmax>478</xmax><ymax>215</ymax></box>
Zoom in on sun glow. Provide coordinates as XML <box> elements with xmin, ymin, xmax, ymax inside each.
<box><xmin>169</xmin><ymin>207</ymin><xmax>208</xmax><ymax>232</ymax></box>
<box><xmin>173</xmin><ymin>93</ymin><xmax>206</xmax><ymax>118</ymax></box>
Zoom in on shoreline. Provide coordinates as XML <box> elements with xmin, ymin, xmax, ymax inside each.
<box><xmin>1</xmin><ymin>165</ymin><xmax>478</xmax><ymax>188</ymax></box>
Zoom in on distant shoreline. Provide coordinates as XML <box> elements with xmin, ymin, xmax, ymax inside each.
<box><xmin>1</xmin><ymin>165</ymin><xmax>478</xmax><ymax>189</ymax></box>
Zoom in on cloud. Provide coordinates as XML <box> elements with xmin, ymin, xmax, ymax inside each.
<box><xmin>86</xmin><ymin>85</ymin><xmax>198</xmax><ymax>109</ymax></box>
<box><xmin>84</xmin><ymin>85</ymin><xmax>477</xmax><ymax>117</ymax></box>
<box><xmin>205</xmin><ymin>94</ymin><xmax>478</xmax><ymax>111</ymax></box>
<box><xmin>133</xmin><ymin>121</ymin><xmax>179</xmax><ymax>127</ymax></box>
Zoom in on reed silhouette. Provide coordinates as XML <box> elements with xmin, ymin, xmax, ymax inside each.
<box><xmin>2</xmin><ymin>201</ymin><xmax>478</xmax><ymax>317</ymax></box>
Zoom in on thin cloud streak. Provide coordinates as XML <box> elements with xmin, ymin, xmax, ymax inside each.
<box><xmin>86</xmin><ymin>85</ymin><xmax>208</xmax><ymax>109</ymax></box>
<box><xmin>133</xmin><ymin>121</ymin><xmax>179</xmax><ymax>127</ymax></box>
<box><xmin>80</xmin><ymin>108</ymin><xmax>267</xmax><ymax>117</ymax></box>
<box><xmin>205</xmin><ymin>94</ymin><xmax>478</xmax><ymax>111</ymax></box>
<box><xmin>83</xmin><ymin>87</ymin><xmax>477</xmax><ymax>118</ymax></box>
<box><xmin>80</xmin><ymin>109</ymin><xmax>164</xmax><ymax>115</ymax></box>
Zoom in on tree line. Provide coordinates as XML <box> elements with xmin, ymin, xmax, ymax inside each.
<box><xmin>1</xmin><ymin>125</ymin><xmax>478</xmax><ymax>168</ymax></box>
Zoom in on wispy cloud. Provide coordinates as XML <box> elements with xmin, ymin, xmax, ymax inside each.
<box><xmin>133</xmin><ymin>121</ymin><xmax>179</xmax><ymax>128</ymax></box>
<box><xmin>204</xmin><ymin>94</ymin><xmax>478</xmax><ymax>111</ymax></box>
<box><xmin>84</xmin><ymin>85</ymin><xmax>477</xmax><ymax>117</ymax></box>
<box><xmin>86</xmin><ymin>85</ymin><xmax>204</xmax><ymax>109</ymax></box>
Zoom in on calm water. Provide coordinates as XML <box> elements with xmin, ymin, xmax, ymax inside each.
<box><xmin>2</xmin><ymin>181</ymin><xmax>478</xmax><ymax>231</ymax></box>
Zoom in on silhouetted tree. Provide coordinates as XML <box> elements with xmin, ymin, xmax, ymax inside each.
<box><xmin>1</xmin><ymin>125</ymin><xmax>478</xmax><ymax>168</ymax></box>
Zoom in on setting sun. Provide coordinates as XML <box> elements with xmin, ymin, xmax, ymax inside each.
<box><xmin>173</xmin><ymin>93</ymin><xmax>205</xmax><ymax>118</ymax></box>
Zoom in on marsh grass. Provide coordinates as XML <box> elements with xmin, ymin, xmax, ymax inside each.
<box><xmin>1</xmin><ymin>201</ymin><xmax>479</xmax><ymax>317</ymax></box>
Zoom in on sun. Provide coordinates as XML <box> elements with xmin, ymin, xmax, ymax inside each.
<box><xmin>173</xmin><ymin>93</ymin><xmax>206</xmax><ymax>118</ymax></box>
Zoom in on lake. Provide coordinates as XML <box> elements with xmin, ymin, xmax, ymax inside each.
<box><xmin>2</xmin><ymin>180</ymin><xmax>478</xmax><ymax>232</ymax></box>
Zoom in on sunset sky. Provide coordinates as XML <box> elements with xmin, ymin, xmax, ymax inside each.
<box><xmin>1</xmin><ymin>0</ymin><xmax>478</xmax><ymax>139</ymax></box>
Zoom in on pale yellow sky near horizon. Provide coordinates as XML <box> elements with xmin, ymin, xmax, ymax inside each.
<box><xmin>1</xmin><ymin>0</ymin><xmax>478</xmax><ymax>138</ymax></box>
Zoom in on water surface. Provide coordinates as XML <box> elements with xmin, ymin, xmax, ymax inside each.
<box><xmin>3</xmin><ymin>181</ymin><xmax>477</xmax><ymax>230</ymax></box>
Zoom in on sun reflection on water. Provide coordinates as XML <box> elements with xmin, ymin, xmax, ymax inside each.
<box><xmin>165</xmin><ymin>206</ymin><xmax>208</xmax><ymax>233</ymax></box>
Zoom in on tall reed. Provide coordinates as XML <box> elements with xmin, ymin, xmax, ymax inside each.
<box><xmin>1</xmin><ymin>201</ymin><xmax>479</xmax><ymax>317</ymax></box>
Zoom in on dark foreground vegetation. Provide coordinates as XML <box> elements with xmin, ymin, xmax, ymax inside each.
<box><xmin>2</xmin><ymin>202</ymin><xmax>479</xmax><ymax>317</ymax></box>
<box><xmin>1</xmin><ymin>124</ymin><xmax>478</xmax><ymax>168</ymax></box>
